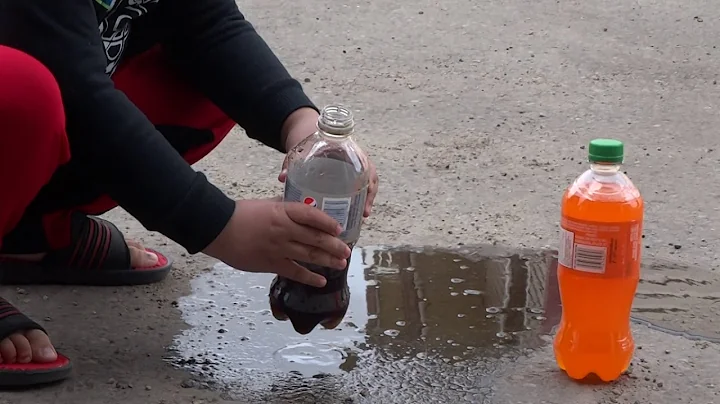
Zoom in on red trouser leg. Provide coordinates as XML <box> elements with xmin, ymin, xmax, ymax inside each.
<box><xmin>0</xmin><ymin>46</ymin><xmax>70</xmax><ymax>249</ymax></box>
<box><xmin>0</xmin><ymin>45</ymin><xmax>236</xmax><ymax>252</ymax></box>
<box><xmin>70</xmin><ymin>45</ymin><xmax>236</xmax><ymax>217</ymax></box>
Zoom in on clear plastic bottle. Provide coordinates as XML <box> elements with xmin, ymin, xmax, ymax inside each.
<box><xmin>269</xmin><ymin>104</ymin><xmax>370</xmax><ymax>334</ymax></box>
<box><xmin>554</xmin><ymin>138</ymin><xmax>644</xmax><ymax>382</ymax></box>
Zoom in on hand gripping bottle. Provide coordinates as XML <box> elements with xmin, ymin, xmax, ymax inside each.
<box><xmin>269</xmin><ymin>104</ymin><xmax>370</xmax><ymax>335</ymax></box>
<box><xmin>554</xmin><ymin>139</ymin><xmax>644</xmax><ymax>382</ymax></box>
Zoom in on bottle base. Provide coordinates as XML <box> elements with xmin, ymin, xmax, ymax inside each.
<box><xmin>554</xmin><ymin>350</ymin><xmax>631</xmax><ymax>383</ymax></box>
<box><xmin>558</xmin><ymin>369</ymin><xmax>629</xmax><ymax>384</ymax></box>
<box><xmin>268</xmin><ymin>276</ymin><xmax>350</xmax><ymax>335</ymax></box>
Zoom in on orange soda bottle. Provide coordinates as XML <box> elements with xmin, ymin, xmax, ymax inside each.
<box><xmin>553</xmin><ymin>138</ymin><xmax>644</xmax><ymax>382</ymax></box>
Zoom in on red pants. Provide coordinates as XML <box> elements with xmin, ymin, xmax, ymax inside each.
<box><xmin>0</xmin><ymin>45</ymin><xmax>235</xmax><ymax>251</ymax></box>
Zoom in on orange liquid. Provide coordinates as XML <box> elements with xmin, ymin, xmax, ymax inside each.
<box><xmin>553</xmin><ymin>167</ymin><xmax>643</xmax><ymax>382</ymax></box>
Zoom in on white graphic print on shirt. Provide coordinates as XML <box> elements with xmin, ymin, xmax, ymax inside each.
<box><xmin>98</xmin><ymin>0</ymin><xmax>160</xmax><ymax>75</ymax></box>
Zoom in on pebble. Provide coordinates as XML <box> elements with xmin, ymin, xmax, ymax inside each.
<box><xmin>181</xmin><ymin>379</ymin><xmax>200</xmax><ymax>389</ymax></box>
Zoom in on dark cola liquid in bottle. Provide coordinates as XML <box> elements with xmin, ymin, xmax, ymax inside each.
<box><xmin>270</xmin><ymin>104</ymin><xmax>370</xmax><ymax>335</ymax></box>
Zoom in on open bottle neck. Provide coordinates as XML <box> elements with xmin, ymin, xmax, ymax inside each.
<box><xmin>318</xmin><ymin>104</ymin><xmax>355</xmax><ymax>138</ymax></box>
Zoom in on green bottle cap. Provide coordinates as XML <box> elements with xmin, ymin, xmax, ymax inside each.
<box><xmin>588</xmin><ymin>138</ymin><xmax>624</xmax><ymax>163</ymax></box>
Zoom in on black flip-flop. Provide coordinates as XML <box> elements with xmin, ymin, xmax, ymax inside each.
<box><xmin>0</xmin><ymin>214</ymin><xmax>172</xmax><ymax>286</ymax></box>
<box><xmin>0</xmin><ymin>297</ymin><xmax>72</xmax><ymax>387</ymax></box>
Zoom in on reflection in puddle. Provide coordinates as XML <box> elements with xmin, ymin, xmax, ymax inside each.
<box><xmin>171</xmin><ymin>245</ymin><xmax>556</xmax><ymax>402</ymax></box>
<box><xmin>359</xmin><ymin>246</ymin><xmax>555</xmax><ymax>358</ymax></box>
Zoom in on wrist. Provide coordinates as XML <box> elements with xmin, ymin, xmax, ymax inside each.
<box><xmin>281</xmin><ymin>107</ymin><xmax>320</xmax><ymax>152</ymax></box>
<box><xmin>202</xmin><ymin>200</ymin><xmax>239</xmax><ymax>260</ymax></box>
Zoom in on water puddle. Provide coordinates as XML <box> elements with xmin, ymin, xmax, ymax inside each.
<box><xmin>170</xmin><ymin>245</ymin><xmax>720</xmax><ymax>402</ymax></box>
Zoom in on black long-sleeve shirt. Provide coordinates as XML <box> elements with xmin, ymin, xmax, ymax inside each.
<box><xmin>0</xmin><ymin>0</ymin><xmax>315</xmax><ymax>253</ymax></box>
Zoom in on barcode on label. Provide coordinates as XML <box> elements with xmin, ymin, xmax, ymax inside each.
<box><xmin>322</xmin><ymin>197</ymin><xmax>352</xmax><ymax>231</ymax></box>
<box><xmin>558</xmin><ymin>227</ymin><xmax>574</xmax><ymax>268</ymax></box>
<box><xmin>573</xmin><ymin>244</ymin><xmax>607</xmax><ymax>273</ymax></box>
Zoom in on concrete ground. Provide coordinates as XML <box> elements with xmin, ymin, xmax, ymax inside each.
<box><xmin>2</xmin><ymin>0</ymin><xmax>720</xmax><ymax>402</ymax></box>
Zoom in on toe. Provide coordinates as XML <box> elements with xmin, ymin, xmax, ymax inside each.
<box><xmin>0</xmin><ymin>335</ymin><xmax>17</xmax><ymax>364</ymax></box>
<box><xmin>25</xmin><ymin>329</ymin><xmax>56</xmax><ymax>363</ymax></box>
<box><xmin>129</xmin><ymin>245</ymin><xmax>159</xmax><ymax>268</ymax></box>
<box><xmin>126</xmin><ymin>240</ymin><xmax>143</xmax><ymax>249</ymax></box>
<box><xmin>9</xmin><ymin>334</ymin><xmax>32</xmax><ymax>363</ymax></box>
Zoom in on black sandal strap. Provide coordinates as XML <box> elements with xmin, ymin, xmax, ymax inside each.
<box><xmin>42</xmin><ymin>214</ymin><xmax>131</xmax><ymax>271</ymax></box>
<box><xmin>0</xmin><ymin>297</ymin><xmax>45</xmax><ymax>342</ymax></box>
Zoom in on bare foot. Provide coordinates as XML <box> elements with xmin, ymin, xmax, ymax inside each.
<box><xmin>127</xmin><ymin>240</ymin><xmax>159</xmax><ymax>268</ymax></box>
<box><xmin>0</xmin><ymin>241</ymin><xmax>158</xmax><ymax>365</ymax></box>
<box><xmin>0</xmin><ymin>329</ymin><xmax>57</xmax><ymax>365</ymax></box>
<box><xmin>0</xmin><ymin>239</ymin><xmax>159</xmax><ymax>268</ymax></box>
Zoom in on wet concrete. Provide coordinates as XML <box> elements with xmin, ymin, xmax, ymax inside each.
<box><xmin>171</xmin><ymin>245</ymin><xmax>720</xmax><ymax>403</ymax></box>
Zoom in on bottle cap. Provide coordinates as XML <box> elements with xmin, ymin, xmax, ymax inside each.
<box><xmin>318</xmin><ymin>105</ymin><xmax>354</xmax><ymax>136</ymax></box>
<box><xmin>588</xmin><ymin>138</ymin><xmax>624</xmax><ymax>163</ymax></box>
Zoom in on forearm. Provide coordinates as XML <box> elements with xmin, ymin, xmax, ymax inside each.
<box><xmin>159</xmin><ymin>0</ymin><xmax>317</xmax><ymax>152</ymax></box>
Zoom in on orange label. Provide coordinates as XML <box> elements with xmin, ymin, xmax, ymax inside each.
<box><xmin>558</xmin><ymin>217</ymin><xmax>642</xmax><ymax>277</ymax></box>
